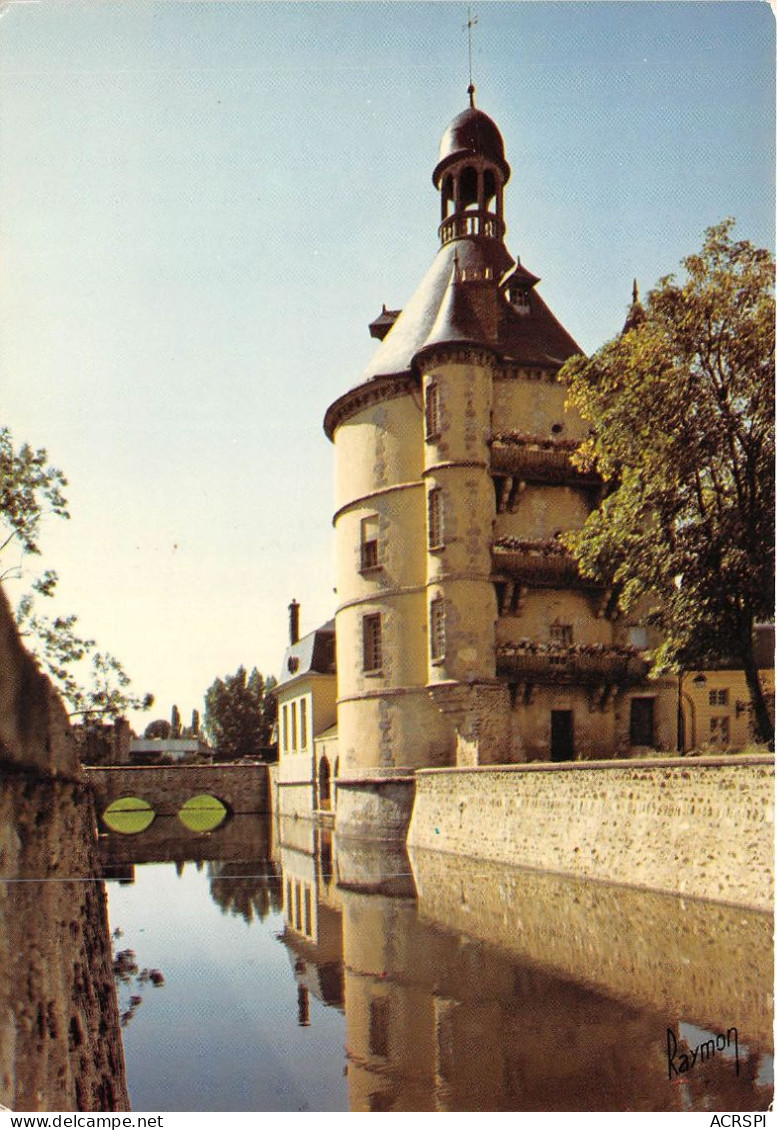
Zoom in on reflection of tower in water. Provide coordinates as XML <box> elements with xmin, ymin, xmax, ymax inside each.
<box><xmin>277</xmin><ymin>828</ymin><xmax>773</xmax><ymax>1112</ymax></box>
<box><xmin>279</xmin><ymin>826</ymin><xmax>345</xmax><ymax>1023</ymax></box>
<box><xmin>339</xmin><ymin>881</ymin><xmax>681</xmax><ymax>1111</ymax></box>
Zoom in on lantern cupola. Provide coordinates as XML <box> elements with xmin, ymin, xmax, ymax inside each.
<box><xmin>432</xmin><ymin>87</ymin><xmax>511</xmax><ymax>249</ymax></box>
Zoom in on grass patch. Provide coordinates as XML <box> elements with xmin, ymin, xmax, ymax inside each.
<box><xmin>178</xmin><ymin>794</ymin><xmax>227</xmax><ymax>832</ymax></box>
<box><xmin>103</xmin><ymin>796</ymin><xmax>155</xmax><ymax>834</ymax></box>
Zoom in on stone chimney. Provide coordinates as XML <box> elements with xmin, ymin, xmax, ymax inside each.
<box><xmin>289</xmin><ymin>599</ymin><xmax>300</xmax><ymax>645</ymax></box>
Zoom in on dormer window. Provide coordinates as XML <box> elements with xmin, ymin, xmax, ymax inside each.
<box><xmin>511</xmin><ymin>285</ymin><xmax>530</xmax><ymax>310</ymax></box>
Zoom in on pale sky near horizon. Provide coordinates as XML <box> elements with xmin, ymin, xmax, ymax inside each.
<box><xmin>1</xmin><ymin>1</ymin><xmax>773</xmax><ymax>732</ymax></box>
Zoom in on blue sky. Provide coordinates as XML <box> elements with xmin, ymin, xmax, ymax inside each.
<box><xmin>1</xmin><ymin>1</ymin><xmax>773</xmax><ymax>729</ymax></box>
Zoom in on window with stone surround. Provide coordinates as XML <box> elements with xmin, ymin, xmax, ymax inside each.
<box><xmin>627</xmin><ymin>626</ymin><xmax>648</xmax><ymax>650</ymax></box>
<box><xmin>363</xmin><ymin>613</ymin><xmax>383</xmax><ymax>673</ymax></box>
<box><xmin>425</xmin><ymin>381</ymin><xmax>441</xmax><ymax>440</ymax></box>
<box><xmin>360</xmin><ymin>515</ymin><xmax>380</xmax><ymax>572</ymax></box>
<box><xmin>300</xmin><ymin>698</ymin><xmax>308</xmax><ymax>749</ymax></box>
<box><xmin>428</xmin><ymin>487</ymin><xmax>444</xmax><ymax>550</ymax></box>
<box><xmin>549</xmin><ymin>622</ymin><xmax>573</xmax><ymax>647</ymax></box>
<box><xmin>430</xmin><ymin>597</ymin><xmax>446</xmax><ymax>663</ymax></box>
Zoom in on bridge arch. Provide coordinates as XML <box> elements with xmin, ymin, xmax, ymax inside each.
<box><xmin>86</xmin><ymin>764</ymin><xmax>269</xmax><ymax>827</ymax></box>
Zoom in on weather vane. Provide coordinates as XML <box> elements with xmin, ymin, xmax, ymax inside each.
<box><xmin>464</xmin><ymin>4</ymin><xmax>478</xmax><ymax>105</ymax></box>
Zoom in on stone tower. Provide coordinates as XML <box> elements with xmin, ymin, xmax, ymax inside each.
<box><xmin>324</xmin><ymin>93</ymin><xmax>674</xmax><ymax>837</ymax></box>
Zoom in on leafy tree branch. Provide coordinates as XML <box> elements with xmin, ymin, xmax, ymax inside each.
<box><xmin>561</xmin><ymin>220</ymin><xmax>774</xmax><ymax>746</ymax></box>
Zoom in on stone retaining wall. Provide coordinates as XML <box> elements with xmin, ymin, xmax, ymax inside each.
<box><xmin>0</xmin><ymin>588</ymin><xmax>129</xmax><ymax>1111</ymax></box>
<box><xmin>0</xmin><ymin>773</ymin><xmax>129</xmax><ymax>1112</ymax></box>
<box><xmin>407</xmin><ymin>756</ymin><xmax>774</xmax><ymax>910</ymax></box>
<box><xmin>0</xmin><ymin>587</ymin><xmax>77</xmax><ymax>777</ymax></box>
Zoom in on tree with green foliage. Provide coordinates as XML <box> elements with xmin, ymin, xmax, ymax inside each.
<box><xmin>204</xmin><ymin>666</ymin><xmax>276</xmax><ymax>759</ymax></box>
<box><xmin>145</xmin><ymin>718</ymin><xmax>172</xmax><ymax>740</ymax></box>
<box><xmin>0</xmin><ymin>428</ymin><xmax>68</xmax><ymax>567</ymax></box>
<box><xmin>170</xmin><ymin>703</ymin><xmax>182</xmax><ymax>738</ymax></box>
<box><xmin>0</xmin><ymin>425</ymin><xmax>152</xmax><ymax>720</ymax></box>
<box><xmin>561</xmin><ymin>220</ymin><xmax>774</xmax><ymax>746</ymax></box>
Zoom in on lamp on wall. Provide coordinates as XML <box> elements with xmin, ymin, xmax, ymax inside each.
<box><xmin>678</xmin><ymin>671</ymin><xmax>708</xmax><ymax>753</ymax></box>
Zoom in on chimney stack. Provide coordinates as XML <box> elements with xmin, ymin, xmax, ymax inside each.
<box><xmin>289</xmin><ymin>599</ymin><xmax>300</xmax><ymax>645</ymax></box>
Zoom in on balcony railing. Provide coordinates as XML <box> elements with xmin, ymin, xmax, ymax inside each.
<box><xmin>439</xmin><ymin>210</ymin><xmax>505</xmax><ymax>245</ymax></box>
<box><xmin>496</xmin><ymin>644</ymin><xmax>648</xmax><ymax>686</ymax></box>
<box><xmin>491</xmin><ymin>538</ymin><xmax>601</xmax><ymax>588</ymax></box>
<box><xmin>490</xmin><ymin>437</ymin><xmax>600</xmax><ymax>486</ymax></box>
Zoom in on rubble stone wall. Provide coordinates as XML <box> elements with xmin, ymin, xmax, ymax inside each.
<box><xmin>0</xmin><ymin>587</ymin><xmax>77</xmax><ymax>777</ymax></box>
<box><xmin>0</xmin><ymin>588</ymin><xmax>128</xmax><ymax>1110</ymax></box>
<box><xmin>407</xmin><ymin>755</ymin><xmax>774</xmax><ymax>910</ymax></box>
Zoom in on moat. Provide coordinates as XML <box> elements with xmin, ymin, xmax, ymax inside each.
<box><xmin>1</xmin><ymin>769</ymin><xmax>773</xmax><ymax>1114</ymax></box>
<box><xmin>100</xmin><ymin>814</ymin><xmax>774</xmax><ymax>1111</ymax></box>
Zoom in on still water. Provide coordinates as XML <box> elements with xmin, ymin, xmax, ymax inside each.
<box><xmin>98</xmin><ymin>813</ymin><xmax>774</xmax><ymax>1113</ymax></box>
<box><xmin>109</xmin><ymin>863</ymin><xmax>346</xmax><ymax>1111</ymax></box>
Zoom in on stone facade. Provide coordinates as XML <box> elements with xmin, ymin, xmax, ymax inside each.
<box><xmin>681</xmin><ymin>662</ymin><xmax>775</xmax><ymax>753</ymax></box>
<box><xmin>276</xmin><ymin>612</ymin><xmax>338</xmax><ymax>821</ymax></box>
<box><xmin>407</xmin><ymin>756</ymin><xmax>773</xmax><ymax>910</ymax></box>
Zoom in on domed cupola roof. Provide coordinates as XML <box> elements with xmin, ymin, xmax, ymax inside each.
<box><xmin>433</xmin><ymin>100</ymin><xmax>511</xmax><ymax>188</ymax></box>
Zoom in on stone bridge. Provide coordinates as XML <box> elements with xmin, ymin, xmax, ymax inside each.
<box><xmin>85</xmin><ymin>763</ymin><xmax>270</xmax><ymax>825</ymax></box>
<box><xmin>97</xmin><ymin>811</ymin><xmax>274</xmax><ymax>868</ymax></box>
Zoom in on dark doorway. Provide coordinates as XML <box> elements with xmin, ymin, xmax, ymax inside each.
<box><xmin>551</xmin><ymin>710</ymin><xmax>574</xmax><ymax>762</ymax></box>
<box><xmin>630</xmin><ymin>698</ymin><xmax>655</xmax><ymax>746</ymax></box>
<box><xmin>318</xmin><ymin>756</ymin><xmax>331</xmax><ymax>810</ymax></box>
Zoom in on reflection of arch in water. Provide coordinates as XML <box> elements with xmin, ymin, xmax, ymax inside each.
<box><xmin>318</xmin><ymin>757</ymin><xmax>331</xmax><ymax>810</ymax></box>
<box><xmin>177</xmin><ymin>794</ymin><xmax>229</xmax><ymax>832</ymax></box>
<box><xmin>102</xmin><ymin>796</ymin><xmax>155</xmax><ymax>834</ymax></box>
<box><xmin>101</xmin><ymin>793</ymin><xmax>232</xmax><ymax>835</ymax></box>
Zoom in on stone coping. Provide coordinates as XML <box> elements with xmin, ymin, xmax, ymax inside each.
<box><xmin>416</xmin><ymin>754</ymin><xmax>774</xmax><ymax>776</ymax></box>
<box><xmin>336</xmin><ymin>775</ymin><xmax>416</xmax><ymax>789</ymax></box>
<box><xmin>83</xmin><ymin>761</ymin><xmax>266</xmax><ymax>771</ymax></box>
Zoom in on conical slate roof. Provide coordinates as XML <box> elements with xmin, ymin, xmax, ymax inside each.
<box><xmin>419</xmin><ymin>263</ymin><xmax>490</xmax><ymax>352</ymax></box>
<box><xmin>359</xmin><ymin>239</ymin><xmax>581</xmax><ymax>382</ymax></box>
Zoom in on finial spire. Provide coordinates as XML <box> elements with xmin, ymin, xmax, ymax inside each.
<box><xmin>464</xmin><ymin>5</ymin><xmax>478</xmax><ymax>97</ymax></box>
